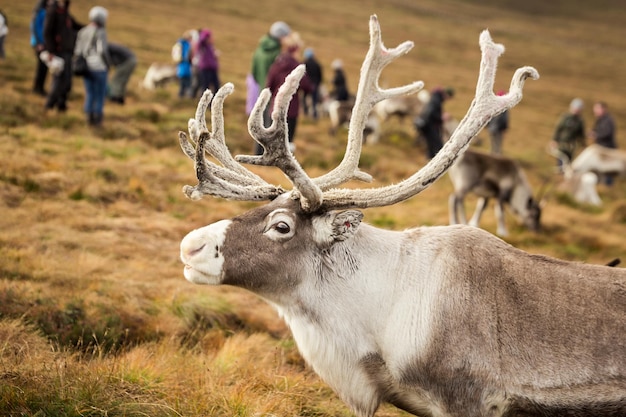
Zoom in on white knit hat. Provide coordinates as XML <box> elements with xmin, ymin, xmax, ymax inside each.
<box><xmin>269</xmin><ymin>21</ymin><xmax>291</xmax><ymax>39</ymax></box>
<box><xmin>570</xmin><ymin>98</ymin><xmax>584</xmax><ymax>112</ymax></box>
<box><xmin>88</xmin><ymin>6</ymin><xmax>108</xmax><ymax>26</ymax></box>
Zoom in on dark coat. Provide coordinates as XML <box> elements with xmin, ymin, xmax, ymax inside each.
<box><xmin>415</xmin><ymin>90</ymin><xmax>446</xmax><ymax>159</ymax></box>
<box><xmin>553</xmin><ymin>112</ymin><xmax>585</xmax><ymax>155</ymax></box>
<box><xmin>304</xmin><ymin>56</ymin><xmax>322</xmax><ymax>86</ymax></box>
<box><xmin>44</xmin><ymin>1</ymin><xmax>82</xmax><ymax>55</ymax></box>
<box><xmin>332</xmin><ymin>68</ymin><xmax>349</xmax><ymax>101</ymax></box>
<box><xmin>593</xmin><ymin>113</ymin><xmax>617</xmax><ymax>149</ymax></box>
<box><xmin>108</xmin><ymin>42</ymin><xmax>135</xmax><ymax>66</ymax></box>
<box><xmin>266</xmin><ymin>52</ymin><xmax>313</xmax><ymax>119</ymax></box>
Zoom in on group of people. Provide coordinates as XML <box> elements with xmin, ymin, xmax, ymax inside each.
<box><xmin>413</xmin><ymin>85</ymin><xmax>617</xmax><ymax>174</ymax></box>
<box><xmin>22</xmin><ymin>5</ymin><xmax>620</xmax><ymax>162</ymax></box>
<box><xmin>246</xmin><ymin>21</ymin><xmax>317</xmax><ymax>154</ymax></box>
<box><xmin>30</xmin><ymin>0</ymin><xmax>136</xmax><ymax>126</ymax></box>
<box><xmin>173</xmin><ymin>28</ymin><xmax>220</xmax><ymax>99</ymax></box>
<box><xmin>552</xmin><ymin>97</ymin><xmax>617</xmax><ymax>183</ymax></box>
<box><xmin>244</xmin><ymin>21</ymin><xmax>354</xmax><ymax>155</ymax></box>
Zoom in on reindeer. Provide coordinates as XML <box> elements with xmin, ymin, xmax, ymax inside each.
<box><xmin>448</xmin><ymin>149</ymin><xmax>542</xmax><ymax>237</ymax></box>
<box><xmin>572</xmin><ymin>143</ymin><xmax>626</xmax><ymax>181</ymax></box>
<box><xmin>327</xmin><ymin>97</ymin><xmax>381</xmax><ymax>143</ymax></box>
<box><xmin>178</xmin><ymin>16</ymin><xmax>625</xmax><ymax>417</ymax></box>
<box><xmin>373</xmin><ymin>90</ymin><xmax>429</xmax><ymax>123</ymax></box>
<box><xmin>548</xmin><ymin>143</ymin><xmax>602</xmax><ymax>206</ymax></box>
<box><xmin>141</xmin><ymin>62</ymin><xmax>177</xmax><ymax>90</ymax></box>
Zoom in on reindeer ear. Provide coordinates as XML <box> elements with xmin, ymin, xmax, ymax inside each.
<box><xmin>330</xmin><ymin>210</ymin><xmax>363</xmax><ymax>241</ymax></box>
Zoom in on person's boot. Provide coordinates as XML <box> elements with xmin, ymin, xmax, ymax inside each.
<box><xmin>93</xmin><ymin>113</ymin><xmax>103</xmax><ymax>127</ymax></box>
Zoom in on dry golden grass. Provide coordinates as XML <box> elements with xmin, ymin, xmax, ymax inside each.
<box><xmin>1</xmin><ymin>0</ymin><xmax>625</xmax><ymax>415</ymax></box>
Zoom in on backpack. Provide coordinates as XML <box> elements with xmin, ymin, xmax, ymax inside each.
<box><xmin>171</xmin><ymin>41</ymin><xmax>183</xmax><ymax>63</ymax></box>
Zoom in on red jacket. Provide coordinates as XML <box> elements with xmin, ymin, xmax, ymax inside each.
<box><xmin>266</xmin><ymin>52</ymin><xmax>313</xmax><ymax>119</ymax></box>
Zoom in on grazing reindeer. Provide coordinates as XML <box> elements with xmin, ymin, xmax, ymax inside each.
<box><xmin>178</xmin><ymin>16</ymin><xmax>626</xmax><ymax>417</ymax></box>
<box><xmin>548</xmin><ymin>143</ymin><xmax>602</xmax><ymax>206</ymax></box>
<box><xmin>448</xmin><ymin>149</ymin><xmax>542</xmax><ymax>237</ymax></box>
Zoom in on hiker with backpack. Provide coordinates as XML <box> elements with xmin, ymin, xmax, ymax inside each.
<box><xmin>172</xmin><ymin>30</ymin><xmax>195</xmax><ymax>98</ymax></box>
<box><xmin>74</xmin><ymin>6</ymin><xmax>110</xmax><ymax>126</ymax></box>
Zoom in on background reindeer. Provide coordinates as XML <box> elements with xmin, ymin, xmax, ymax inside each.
<box><xmin>448</xmin><ymin>149</ymin><xmax>542</xmax><ymax>236</ymax></box>
<box><xmin>141</xmin><ymin>62</ymin><xmax>177</xmax><ymax>90</ymax></box>
<box><xmin>178</xmin><ymin>16</ymin><xmax>625</xmax><ymax>417</ymax></box>
<box><xmin>548</xmin><ymin>143</ymin><xmax>602</xmax><ymax>206</ymax></box>
<box><xmin>572</xmin><ymin>143</ymin><xmax>626</xmax><ymax>182</ymax></box>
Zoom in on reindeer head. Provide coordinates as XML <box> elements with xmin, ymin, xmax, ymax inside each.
<box><xmin>179</xmin><ymin>15</ymin><xmax>538</xmax><ymax>300</ymax></box>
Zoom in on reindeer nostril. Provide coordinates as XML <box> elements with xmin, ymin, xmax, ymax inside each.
<box><xmin>187</xmin><ymin>243</ymin><xmax>206</xmax><ymax>258</ymax></box>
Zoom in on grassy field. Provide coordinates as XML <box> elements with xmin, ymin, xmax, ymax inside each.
<box><xmin>1</xmin><ymin>0</ymin><xmax>625</xmax><ymax>416</ymax></box>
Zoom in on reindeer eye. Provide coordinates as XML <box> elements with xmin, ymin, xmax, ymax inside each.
<box><xmin>273</xmin><ymin>221</ymin><xmax>291</xmax><ymax>234</ymax></box>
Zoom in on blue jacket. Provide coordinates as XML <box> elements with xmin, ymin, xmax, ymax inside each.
<box><xmin>176</xmin><ymin>38</ymin><xmax>192</xmax><ymax>78</ymax></box>
<box><xmin>30</xmin><ymin>7</ymin><xmax>46</xmax><ymax>47</ymax></box>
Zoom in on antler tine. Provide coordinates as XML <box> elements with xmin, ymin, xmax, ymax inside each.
<box><xmin>313</xmin><ymin>14</ymin><xmax>425</xmax><ymax>190</ymax></box>
<box><xmin>179</xmin><ymin>86</ymin><xmax>285</xmax><ymax>201</ymax></box>
<box><xmin>182</xmin><ymin>131</ymin><xmax>284</xmax><ymax>201</ymax></box>
<box><xmin>181</xmin><ymin>86</ymin><xmax>267</xmax><ymax>185</ymax></box>
<box><xmin>237</xmin><ymin>65</ymin><xmax>323</xmax><ymax>211</ymax></box>
<box><xmin>318</xmin><ymin>29</ymin><xmax>539</xmax><ymax>211</ymax></box>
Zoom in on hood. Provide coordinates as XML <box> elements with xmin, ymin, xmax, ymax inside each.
<box><xmin>259</xmin><ymin>35</ymin><xmax>281</xmax><ymax>53</ymax></box>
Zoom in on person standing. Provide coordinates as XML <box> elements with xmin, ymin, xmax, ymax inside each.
<box><xmin>0</xmin><ymin>9</ymin><xmax>8</xmax><ymax>59</ymax></box>
<box><xmin>486</xmin><ymin>90</ymin><xmax>509</xmax><ymax>155</ymax></box>
<box><xmin>590</xmin><ymin>101</ymin><xmax>616</xmax><ymax>149</ymax></box>
<box><xmin>107</xmin><ymin>42</ymin><xmax>136</xmax><ymax>104</ymax></box>
<box><xmin>43</xmin><ymin>0</ymin><xmax>82</xmax><ymax>113</ymax></box>
<box><xmin>590</xmin><ymin>101</ymin><xmax>617</xmax><ymax>185</ymax></box>
<box><xmin>250</xmin><ymin>20</ymin><xmax>291</xmax><ymax>139</ymax></box>
<box><xmin>330</xmin><ymin>58</ymin><xmax>349</xmax><ymax>102</ymax></box>
<box><xmin>266</xmin><ymin>32</ymin><xmax>313</xmax><ymax>153</ymax></box>
<box><xmin>74</xmin><ymin>6</ymin><xmax>109</xmax><ymax>126</ymax></box>
<box><xmin>193</xmin><ymin>29</ymin><xmax>220</xmax><ymax>96</ymax></box>
<box><xmin>173</xmin><ymin>30</ymin><xmax>194</xmax><ymax>98</ymax></box>
<box><xmin>302</xmin><ymin>47</ymin><xmax>322</xmax><ymax>120</ymax></box>
<box><xmin>551</xmin><ymin>98</ymin><xmax>586</xmax><ymax>170</ymax></box>
<box><xmin>414</xmin><ymin>87</ymin><xmax>454</xmax><ymax>159</ymax></box>
<box><xmin>30</xmin><ymin>0</ymin><xmax>51</xmax><ymax>95</ymax></box>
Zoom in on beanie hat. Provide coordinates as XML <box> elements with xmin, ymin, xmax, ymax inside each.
<box><xmin>570</xmin><ymin>98</ymin><xmax>584</xmax><ymax>112</ymax></box>
<box><xmin>88</xmin><ymin>6</ymin><xmax>108</xmax><ymax>26</ymax></box>
<box><xmin>269</xmin><ymin>21</ymin><xmax>291</xmax><ymax>39</ymax></box>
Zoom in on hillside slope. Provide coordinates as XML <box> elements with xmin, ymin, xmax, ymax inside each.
<box><xmin>1</xmin><ymin>1</ymin><xmax>625</xmax><ymax>416</ymax></box>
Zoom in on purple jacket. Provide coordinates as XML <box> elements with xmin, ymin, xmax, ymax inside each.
<box><xmin>266</xmin><ymin>52</ymin><xmax>313</xmax><ymax>119</ymax></box>
<box><xmin>195</xmin><ymin>30</ymin><xmax>218</xmax><ymax>70</ymax></box>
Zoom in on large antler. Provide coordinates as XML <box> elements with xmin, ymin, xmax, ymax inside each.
<box><xmin>236</xmin><ymin>66</ymin><xmax>323</xmax><ymax>211</ymax></box>
<box><xmin>318</xmin><ymin>27</ymin><xmax>539</xmax><ymax>210</ymax></box>
<box><xmin>313</xmin><ymin>15</ymin><xmax>424</xmax><ymax>190</ymax></box>
<box><xmin>179</xmin><ymin>84</ymin><xmax>285</xmax><ymax>201</ymax></box>
<box><xmin>180</xmin><ymin>15</ymin><xmax>539</xmax><ymax>213</ymax></box>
